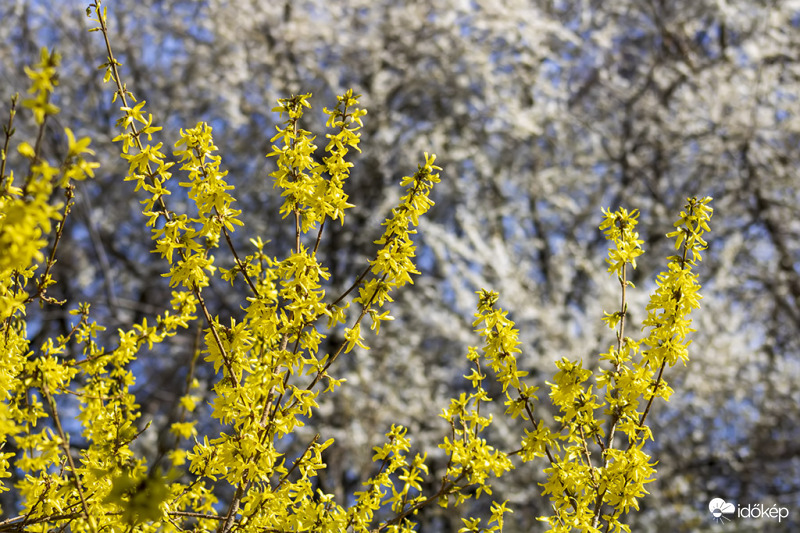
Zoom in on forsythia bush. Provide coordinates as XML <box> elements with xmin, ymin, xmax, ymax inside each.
<box><xmin>0</xmin><ymin>2</ymin><xmax>713</xmax><ymax>531</ymax></box>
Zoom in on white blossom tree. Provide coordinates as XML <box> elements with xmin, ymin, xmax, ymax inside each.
<box><xmin>1</xmin><ymin>0</ymin><xmax>798</xmax><ymax>530</ymax></box>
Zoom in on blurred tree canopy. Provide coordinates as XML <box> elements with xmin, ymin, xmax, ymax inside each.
<box><xmin>1</xmin><ymin>0</ymin><xmax>798</xmax><ymax>530</ymax></box>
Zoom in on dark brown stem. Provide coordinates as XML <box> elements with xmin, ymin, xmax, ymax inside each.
<box><xmin>0</xmin><ymin>93</ymin><xmax>18</xmax><ymax>186</ymax></box>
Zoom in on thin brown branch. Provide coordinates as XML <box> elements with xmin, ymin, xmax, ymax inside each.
<box><xmin>41</xmin><ymin>379</ymin><xmax>96</xmax><ymax>533</ymax></box>
<box><xmin>0</xmin><ymin>93</ymin><xmax>18</xmax><ymax>185</ymax></box>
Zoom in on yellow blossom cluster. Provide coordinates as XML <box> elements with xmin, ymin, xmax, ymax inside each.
<box><xmin>0</xmin><ymin>2</ymin><xmax>714</xmax><ymax>532</ymax></box>
<box><xmin>458</xmin><ymin>199</ymin><xmax>712</xmax><ymax>532</ymax></box>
